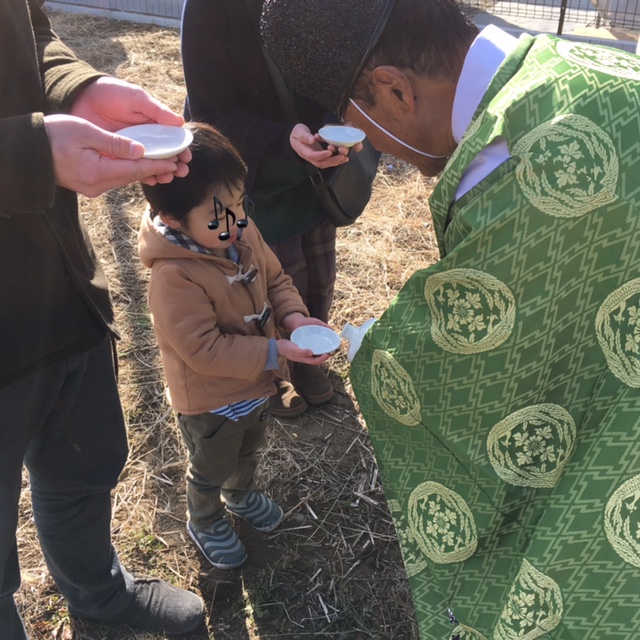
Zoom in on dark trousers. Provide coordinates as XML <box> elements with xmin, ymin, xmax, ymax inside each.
<box><xmin>0</xmin><ymin>336</ymin><xmax>131</xmax><ymax>639</ymax></box>
<box><xmin>270</xmin><ymin>218</ymin><xmax>337</xmax><ymax>324</ymax></box>
<box><xmin>177</xmin><ymin>402</ymin><xmax>269</xmax><ymax>530</ymax></box>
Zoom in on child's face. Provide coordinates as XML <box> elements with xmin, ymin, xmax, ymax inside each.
<box><xmin>179</xmin><ymin>183</ymin><xmax>246</xmax><ymax>251</ymax></box>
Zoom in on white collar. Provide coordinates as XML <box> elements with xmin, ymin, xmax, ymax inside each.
<box><xmin>451</xmin><ymin>25</ymin><xmax>519</xmax><ymax>143</ymax></box>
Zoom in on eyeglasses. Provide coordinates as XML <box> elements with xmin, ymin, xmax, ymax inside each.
<box><xmin>208</xmin><ymin>195</ymin><xmax>253</xmax><ymax>240</ymax></box>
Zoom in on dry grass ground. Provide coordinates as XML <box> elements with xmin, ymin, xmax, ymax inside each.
<box><xmin>16</xmin><ymin>12</ymin><xmax>440</xmax><ymax>639</ymax></box>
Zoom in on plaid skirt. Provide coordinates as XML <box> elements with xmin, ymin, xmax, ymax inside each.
<box><xmin>269</xmin><ymin>217</ymin><xmax>337</xmax><ymax>324</ymax></box>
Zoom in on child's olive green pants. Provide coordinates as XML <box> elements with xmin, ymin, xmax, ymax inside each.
<box><xmin>177</xmin><ymin>401</ymin><xmax>269</xmax><ymax>530</ymax></box>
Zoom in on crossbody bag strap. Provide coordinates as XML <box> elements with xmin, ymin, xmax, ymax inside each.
<box><xmin>245</xmin><ymin>0</ymin><xmax>327</xmax><ymax>191</ymax></box>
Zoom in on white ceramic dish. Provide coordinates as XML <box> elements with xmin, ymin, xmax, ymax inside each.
<box><xmin>290</xmin><ymin>326</ymin><xmax>341</xmax><ymax>355</ymax></box>
<box><xmin>318</xmin><ymin>125</ymin><xmax>366</xmax><ymax>148</ymax></box>
<box><xmin>115</xmin><ymin>124</ymin><xmax>193</xmax><ymax>159</ymax></box>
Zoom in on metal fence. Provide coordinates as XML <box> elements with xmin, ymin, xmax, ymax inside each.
<box><xmin>462</xmin><ymin>0</ymin><xmax>640</xmax><ymax>34</ymax></box>
<box><xmin>46</xmin><ymin>0</ymin><xmax>184</xmax><ymax>26</ymax></box>
<box><xmin>47</xmin><ymin>0</ymin><xmax>640</xmax><ymax>40</ymax></box>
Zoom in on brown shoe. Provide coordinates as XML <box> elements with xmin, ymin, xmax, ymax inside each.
<box><xmin>291</xmin><ymin>363</ymin><xmax>334</xmax><ymax>405</ymax></box>
<box><xmin>269</xmin><ymin>379</ymin><xmax>308</xmax><ymax>417</ymax></box>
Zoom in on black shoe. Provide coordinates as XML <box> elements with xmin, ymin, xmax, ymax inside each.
<box><xmin>74</xmin><ymin>577</ymin><xmax>205</xmax><ymax>634</ymax></box>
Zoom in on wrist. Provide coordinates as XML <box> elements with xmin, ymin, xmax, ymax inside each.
<box><xmin>281</xmin><ymin>311</ymin><xmax>305</xmax><ymax>332</ymax></box>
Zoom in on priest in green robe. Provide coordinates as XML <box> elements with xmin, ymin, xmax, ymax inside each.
<box><xmin>261</xmin><ymin>0</ymin><xmax>640</xmax><ymax>638</ymax></box>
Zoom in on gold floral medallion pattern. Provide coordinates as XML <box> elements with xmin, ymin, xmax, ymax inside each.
<box><xmin>407</xmin><ymin>482</ymin><xmax>478</xmax><ymax>564</ymax></box>
<box><xmin>595</xmin><ymin>278</ymin><xmax>640</xmax><ymax>388</ymax></box>
<box><xmin>495</xmin><ymin>559</ymin><xmax>563</xmax><ymax>640</ymax></box>
<box><xmin>487</xmin><ymin>404</ymin><xmax>577</xmax><ymax>488</ymax></box>
<box><xmin>513</xmin><ymin>114</ymin><xmax>618</xmax><ymax>218</ymax></box>
<box><xmin>424</xmin><ymin>269</ymin><xmax>516</xmax><ymax>354</ymax></box>
<box><xmin>371</xmin><ymin>349</ymin><xmax>422</xmax><ymax>426</ymax></box>
<box><xmin>604</xmin><ymin>474</ymin><xmax>640</xmax><ymax>568</ymax></box>
<box><xmin>451</xmin><ymin>624</ymin><xmax>488</xmax><ymax>640</ymax></box>
<box><xmin>387</xmin><ymin>499</ymin><xmax>428</xmax><ymax>578</ymax></box>
<box><xmin>556</xmin><ymin>40</ymin><xmax>640</xmax><ymax>82</ymax></box>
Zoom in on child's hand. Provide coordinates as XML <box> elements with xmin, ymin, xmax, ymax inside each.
<box><xmin>281</xmin><ymin>312</ymin><xmax>331</xmax><ymax>333</ymax></box>
<box><xmin>276</xmin><ymin>339</ymin><xmax>331</xmax><ymax>365</ymax></box>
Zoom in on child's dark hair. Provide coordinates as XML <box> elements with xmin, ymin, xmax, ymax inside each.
<box><xmin>141</xmin><ymin>122</ymin><xmax>247</xmax><ymax>223</ymax></box>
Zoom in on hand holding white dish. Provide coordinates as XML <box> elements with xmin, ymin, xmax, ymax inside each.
<box><xmin>115</xmin><ymin>124</ymin><xmax>193</xmax><ymax>159</ymax></box>
<box><xmin>318</xmin><ymin>125</ymin><xmax>366</xmax><ymax>148</ymax></box>
<box><xmin>290</xmin><ymin>326</ymin><xmax>341</xmax><ymax>355</ymax></box>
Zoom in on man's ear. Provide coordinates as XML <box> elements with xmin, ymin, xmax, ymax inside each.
<box><xmin>370</xmin><ymin>66</ymin><xmax>417</xmax><ymax>114</ymax></box>
<box><xmin>158</xmin><ymin>211</ymin><xmax>181</xmax><ymax>230</ymax></box>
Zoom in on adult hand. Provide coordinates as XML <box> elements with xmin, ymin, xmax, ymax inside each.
<box><xmin>70</xmin><ymin>76</ymin><xmax>192</xmax><ymax>180</ymax></box>
<box><xmin>314</xmin><ymin>122</ymin><xmax>364</xmax><ymax>156</ymax></box>
<box><xmin>290</xmin><ymin>123</ymin><xmax>350</xmax><ymax>169</ymax></box>
<box><xmin>70</xmin><ymin>76</ymin><xmax>184</xmax><ymax>132</ymax></box>
<box><xmin>44</xmin><ymin>114</ymin><xmax>188</xmax><ymax>197</ymax></box>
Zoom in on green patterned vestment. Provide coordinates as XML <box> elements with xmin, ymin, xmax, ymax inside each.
<box><xmin>350</xmin><ymin>34</ymin><xmax>640</xmax><ymax>639</ymax></box>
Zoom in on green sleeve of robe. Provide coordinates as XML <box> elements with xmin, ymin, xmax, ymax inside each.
<box><xmin>350</xmin><ymin>34</ymin><xmax>640</xmax><ymax>640</ymax></box>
